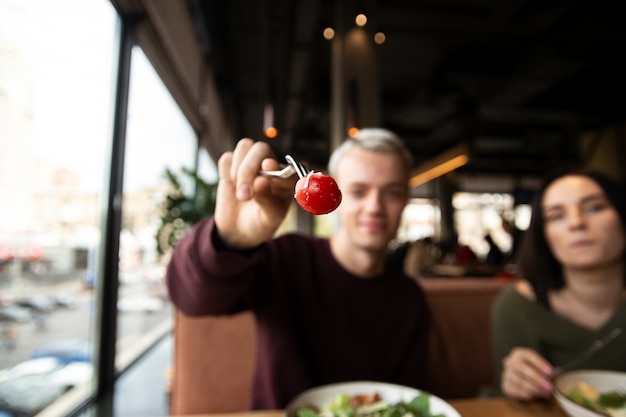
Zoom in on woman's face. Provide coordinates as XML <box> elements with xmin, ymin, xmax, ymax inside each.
<box><xmin>541</xmin><ymin>175</ymin><xmax>625</xmax><ymax>270</ymax></box>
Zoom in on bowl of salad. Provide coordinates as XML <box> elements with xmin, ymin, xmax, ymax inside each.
<box><xmin>554</xmin><ymin>370</ymin><xmax>626</xmax><ymax>417</ymax></box>
<box><xmin>285</xmin><ymin>381</ymin><xmax>461</xmax><ymax>417</ymax></box>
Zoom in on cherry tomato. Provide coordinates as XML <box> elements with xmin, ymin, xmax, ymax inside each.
<box><xmin>294</xmin><ymin>171</ymin><xmax>342</xmax><ymax>215</ymax></box>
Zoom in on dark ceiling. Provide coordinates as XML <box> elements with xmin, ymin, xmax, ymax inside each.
<box><xmin>187</xmin><ymin>0</ymin><xmax>626</xmax><ymax>183</ymax></box>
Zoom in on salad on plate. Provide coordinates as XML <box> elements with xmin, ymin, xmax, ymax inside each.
<box><xmin>566</xmin><ymin>381</ymin><xmax>626</xmax><ymax>417</ymax></box>
<box><xmin>295</xmin><ymin>391</ymin><xmax>446</xmax><ymax>417</ymax></box>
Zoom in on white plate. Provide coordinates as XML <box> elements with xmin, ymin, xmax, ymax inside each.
<box><xmin>554</xmin><ymin>370</ymin><xmax>626</xmax><ymax>417</ymax></box>
<box><xmin>285</xmin><ymin>381</ymin><xmax>461</xmax><ymax>417</ymax></box>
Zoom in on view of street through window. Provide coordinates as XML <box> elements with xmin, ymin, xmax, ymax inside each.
<box><xmin>0</xmin><ymin>1</ymin><xmax>214</xmax><ymax>415</ymax></box>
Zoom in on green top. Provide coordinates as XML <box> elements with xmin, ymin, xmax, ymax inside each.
<box><xmin>490</xmin><ymin>284</ymin><xmax>626</xmax><ymax>395</ymax></box>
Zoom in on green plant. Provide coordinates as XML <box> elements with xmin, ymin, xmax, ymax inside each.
<box><xmin>155</xmin><ymin>167</ymin><xmax>218</xmax><ymax>256</ymax></box>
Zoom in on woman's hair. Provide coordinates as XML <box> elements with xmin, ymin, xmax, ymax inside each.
<box><xmin>517</xmin><ymin>167</ymin><xmax>626</xmax><ymax>290</ymax></box>
<box><xmin>327</xmin><ymin>128</ymin><xmax>413</xmax><ymax>178</ymax></box>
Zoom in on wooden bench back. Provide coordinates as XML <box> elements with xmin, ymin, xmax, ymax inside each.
<box><xmin>169</xmin><ymin>278</ymin><xmax>510</xmax><ymax>414</ymax></box>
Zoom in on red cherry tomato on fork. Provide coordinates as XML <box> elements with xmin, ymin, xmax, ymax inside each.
<box><xmin>294</xmin><ymin>171</ymin><xmax>342</xmax><ymax>215</ymax></box>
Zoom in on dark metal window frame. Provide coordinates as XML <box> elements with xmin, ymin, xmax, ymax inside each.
<box><xmin>58</xmin><ymin>6</ymin><xmax>195</xmax><ymax>416</ymax></box>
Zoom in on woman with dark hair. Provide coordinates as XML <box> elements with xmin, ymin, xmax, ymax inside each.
<box><xmin>491</xmin><ymin>167</ymin><xmax>626</xmax><ymax>400</ymax></box>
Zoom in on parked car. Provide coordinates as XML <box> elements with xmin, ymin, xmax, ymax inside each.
<box><xmin>0</xmin><ymin>305</ymin><xmax>32</xmax><ymax>323</ymax></box>
<box><xmin>0</xmin><ymin>356</ymin><xmax>92</xmax><ymax>389</ymax></box>
<box><xmin>14</xmin><ymin>296</ymin><xmax>56</xmax><ymax>313</ymax></box>
<box><xmin>0</xmin><ymin>373</ymin><xmax>67</xmax><ymax>416</ymax></box>
<box><xmin>30</xmin><ymin>339</ymin><xmax>91</xmax><ymax>364</ymax></box>
<box><xmin>0</xmin><ymin>358</ymin><xmax>62</xmax><ymax>384</ymax></box>
<box><xmin>49</xmin><ymin>361</ymin><xmax>92</xmax><ymax>385</ymax></box>
<box><xmin>49</xmin><ymin>293</ymin><xmax>79</xmax><ymax>309</ymax></box>
<box><xmin>0</xmin><ymin>357</ymin><xmax>92</xmax><ymax>416</ymax></box>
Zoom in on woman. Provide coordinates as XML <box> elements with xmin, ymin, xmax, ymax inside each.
<box><xmin>491</xmin><ymin>167</ymin><xmax>626</xmax><ymax>400</ymax></box>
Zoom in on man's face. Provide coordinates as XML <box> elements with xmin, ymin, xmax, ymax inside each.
<box><xmin>334</xmin><ymin>147</ymin><xmax>409</xmax><ymax>252</ymax></box>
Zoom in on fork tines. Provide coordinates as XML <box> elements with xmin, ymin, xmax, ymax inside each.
<box><xmin>285</xmin><ymin>155</ymin><xmax>310</xmax><ymax>178</ymax></box>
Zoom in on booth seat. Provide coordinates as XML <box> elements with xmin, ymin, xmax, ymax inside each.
<box><xmin>169</xmin><ymin>278</ymin><xmax>510</xmax><ymax>415</ymax></box>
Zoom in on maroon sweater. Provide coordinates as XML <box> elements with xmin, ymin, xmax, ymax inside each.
<box><xmin>166</xmin><ymin>218</ymin><xmax>430</xmax><ymax>409</ymax></box>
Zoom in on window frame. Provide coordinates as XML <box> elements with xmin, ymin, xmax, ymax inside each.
<box><xmin>35</xmin><ymin>6</ymin><xmax>205</xmax><ymax>416</ymax></box>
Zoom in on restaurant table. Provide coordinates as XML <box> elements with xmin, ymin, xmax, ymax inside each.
<box><xmin>168</xmin><ymin>397</ymin><xmax>567</xmax><ymax>417</ymax></box>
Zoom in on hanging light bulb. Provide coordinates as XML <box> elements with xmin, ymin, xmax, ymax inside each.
<box><xmin>264</xmin><ymin>77</ymin><xmax>278</xmax><ymax>139</ymax></box>
<box><xmin>323</xmin><ymin>27</ymin><xmax>335</xmax><ymax>40</ymax></box>
<box><xmin>374</xmin><ymin>31</ymin><xmax>386</xmax><ymax>44</ymax></box>
<box><xmin>355</xmin><ymin>13</ymin><xmax>367</xmax><ymax>27</ymax></box>
<box><xmin>346</xmin><ymin>80</ymin><xmax>359</xmax><ymax>137</ymax></box>
<box><xmin>263</xmin><ymin>103</ymin><xmax>278</xmax><ymax>138</ymax></box>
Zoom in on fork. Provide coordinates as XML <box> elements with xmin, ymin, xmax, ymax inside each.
<box><xmin>552</xmin><ymin>327</ymin><xmax>622</xmax><ymax>377</ymax></box>
<box><xmin>259</xmin><ymin>155</ymin><xmax>310</xmax><ymax>179</ymax></box>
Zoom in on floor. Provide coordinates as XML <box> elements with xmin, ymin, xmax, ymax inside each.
<box><xmin>114</xmin><ymin>334</ymin><xmax>173</xmax><ymax>417</ymax></box>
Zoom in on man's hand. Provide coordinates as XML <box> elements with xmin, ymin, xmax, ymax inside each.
<box><xmin>214</xmin><ymin>138</ymin><xmax>296</xmax><ymax>249</ymax></box>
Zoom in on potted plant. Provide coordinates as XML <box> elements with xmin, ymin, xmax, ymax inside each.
<box><xmin>155</xmin><ymin>167</ymin><xmax>217</xmax><ymax>256</ymax></box>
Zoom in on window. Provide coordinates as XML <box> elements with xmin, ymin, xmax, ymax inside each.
<box><xmin>0</xmin><ymin>0</ymin><xmax>118</xmax><ymax>415</ymax></box>
<box><xmin>0</xmin><ymin>1</ymin><xmax>218</xmax><ymax>415</ymax></box>
<box><xmin>453</xmin><ymin>192</ymin><xmax>515</xmax><ymax>257</ymax></box>
<box><xmin>398</xmin><ymin>199</ymin><xmax>441</xmax><ymax>242</ymax></box>
<box><xmin>116</xmin><ymin>45</ymin><xmax>197</xmax><ymax>334</ymax></box>
<box><xmin>114</xmin><ymin>44</ymin><xmax>199</xmax><ymax>381</ymax></box>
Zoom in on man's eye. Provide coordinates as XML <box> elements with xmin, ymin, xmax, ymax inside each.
<box><xmin>350</xmin><ymin>189</ymin><xmax>365</xmax><ymax>198</ymax></box>
<box><xmin>385</xmin><ymin>191</ymin><xmax>404</xmax><ymax>200</ymax></box>
<box><xmin>386</xmin><ymin>190</ymin><xmax>406</xmax><ymax>200</ymax></box>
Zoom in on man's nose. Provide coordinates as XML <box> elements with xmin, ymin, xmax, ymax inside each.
<box><xmin>364</xmin><ymin>191</ymin><xmax>383</xmax><ymax>212</ymax></box>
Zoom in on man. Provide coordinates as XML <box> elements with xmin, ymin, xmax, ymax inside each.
<box><xmin>166</xmin><ymin>128</ymin><xmax>430</xmax><ymax>409</ymax></box>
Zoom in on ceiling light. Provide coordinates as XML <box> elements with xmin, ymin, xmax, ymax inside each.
<box><xmin>264</xmin><ymin>126</ymin><xmax>278</xmax><ymax>139</ymax></box>
<box><xmin>263</xmin><ymin>103</ymin><xmax>278</xmax><ymax>139</ymax></box>
<box><xmin>355</xmin><ymin>13</ymin><xmax>367</xmax><ymax>26</ymax></box>
<box><xmin>409</xmin><ymin>143</ymin><xmax>470</xmax><ymax>187</ymax></box>
<box><xmin>374</xmin><ymin>31</ymin><xmax>386</xmax><ymax>44</ymax></box>
<box><xmin>346</xmin><ymin>80</ymin><xmax>359</xmax><ymax>138</ymax></box>
<box><xmin>323</xmin><ymin>27</ymin><xmax>335</xmax><ymax>40</ymax></box>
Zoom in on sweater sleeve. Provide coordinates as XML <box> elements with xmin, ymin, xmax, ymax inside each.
<box><xmin>490</xmin><ymin>285</ymin><xmax>541</xmax><ymax>393</ymax></box>
<box><xmin>165</xmin><ymin>217</ymin><xmax>265</xmax><ymax>316</ymax></box>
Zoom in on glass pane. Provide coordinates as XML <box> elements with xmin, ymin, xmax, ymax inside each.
<box><xmin>453</xmin><ymin>192</ymin><xmax>515</xmax><ymax>257</ymax></box>
<box><xmin>0</xmin><ymin>0</ymin><xmax>118</xmax><ymax>415</ymax></box>
<box><xmin>198</xmin><ymin>147</ymin><xmax>218</xmax><ymax>184</ymax></box>
<box><xmin>116</xmin><ymin>43</ymin><xmax>200</xmax><ymax>385</ymax></box>
<box><xmin>398</xmin><ymin>198</ymin><xmax>440</xmax><ymax>242</ymax></box>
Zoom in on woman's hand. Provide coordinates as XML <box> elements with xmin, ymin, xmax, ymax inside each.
<box><xmin>214</xmin><ymin>138</ymin><xmax>296</xmax><ymax>249</ymax></box>
<box><xmin>501</xmin><ymin>347</ymin><xmax>554</xmax><ymax>401</ymax></box>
